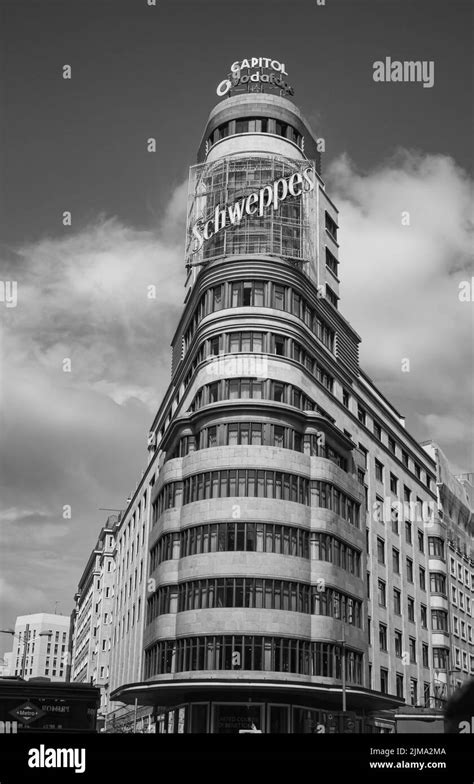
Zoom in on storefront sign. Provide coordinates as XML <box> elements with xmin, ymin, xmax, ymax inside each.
<box><xmin>192</xmin><ymin>165</ymin><xmax>315</xmax><ymax>253</ymax></box>
<box><xmin>217</xmin><ymin>57</ymin><xmax>294</xmax><ymax>97</ymax></box>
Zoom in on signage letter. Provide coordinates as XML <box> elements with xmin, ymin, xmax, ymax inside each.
<box><xmin>273</xmin><ymin>177</ymin><xmax>289</xmax><ymax>210</ymax></box>
<box><xmin>258</xmin><ymin>185</ymin><xmax>273</xmax><ymax>216</ymax></box>
<box><xmin>288</xmin><ymin>172</ymin><xmax>303</xmax><ymax>197</ymax></box>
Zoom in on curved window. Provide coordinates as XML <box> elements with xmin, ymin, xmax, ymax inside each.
<box><xmin>152</xmin><ymin>472</ymin><xmax>360</xmax><ymax>528</ymax></box>
<box><xmin>188</xmin><ymin>377</ymin><xmax>333</xmax><ymax>421</ymax></box>
<box><xmin>208</xmin><ymin>117</ymin><xmax>303</xmax><ymax>150</ymax></box>
<box><xmin>144</xmin><ymin>635</ymin><xmax>363</xmax><ymax>684</ymax></box>
<box><xmin>429</xmin><ymin>572</ymin><xmax>447</xmax><ymax>595</ymax></box>
<box><xmin>183</xmin><ymin>280</ymin><xmax>335</xmax><ymax>355</ymax></box>
<box><xmin>428</xmin><ymin>537</ymin><xmax>445</xmax><ymax>559</ymax></box>
<box><xmin>147</xmin><ymin>579</ymin><xmax>362</xmax><ymax>626</ymax></box>
<box><xmin>168</xmin><ymin>422</ymin><xmax>346</xmax><ymax>469</ymax></box>
<box><xmin>150</xmin><ymin>524</ymin><xmax>361</xmax><ymax>575</ymax></box>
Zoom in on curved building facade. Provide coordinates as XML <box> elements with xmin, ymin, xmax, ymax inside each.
<box><xmin>111</xmin><ymin>78</ymin><xmax>402</xmax><ymax>734</ymax></box>
<box><xmin>109</xmin><ymin>67</ymin><xmax>473</xmax><ymax>734</ymax></box>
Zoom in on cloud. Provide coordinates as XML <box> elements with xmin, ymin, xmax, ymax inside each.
<box><xmin>0</xmin><ymin>183</ymin><xmax>188</xmax><ymax>646</ymax></box>
<box><xmin>326</xmin><ymin>150</ymin><xmax>473</xmax><ymax>469</ymax></box>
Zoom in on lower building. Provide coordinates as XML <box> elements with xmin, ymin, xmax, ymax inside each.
<box><xmin>8</xmin><ymin>613</ymin><xmax>70</xmax><ymax>682</ymax></box>
<box><xmin>70</xmin><ymin>515</ymin><xmax>117</xmax><ymax>722</ymax></box>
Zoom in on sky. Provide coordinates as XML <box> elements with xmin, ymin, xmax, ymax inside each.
<box><xmin>0</xmin><ymin>0</ymin><xmax>472</xmax><ymax>657</ymax></box>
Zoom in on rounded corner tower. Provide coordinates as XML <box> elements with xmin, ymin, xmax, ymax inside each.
<box><xmin>115</xmin><ymin>59</ymin><xmax>406</xmax><ymax>734</ymax></box>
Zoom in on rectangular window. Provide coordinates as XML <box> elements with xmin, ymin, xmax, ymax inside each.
<box><xmin>407</xmin><ymin>557</ymin><xmax>413</xmax><ymax>583</ymax></box>
<box><xmin>395</xmin><ymin>630</ymin><xmax>402</xmax><ymax>658</ymax></box>
<box><xmin>390</xmin><ymin>473</ymin><xmax>398</xmax><ymax>494</ymax></box>
<box><xmin>394</xmin><ymin>588</ymin><xmax>401</xmax><ymax>615</ymax></box>
<box><xmin>377</xmin><ymin>537</ymin><xmax>385</xmax><ymax>565</ymax></box>
<box><xmin>419</xmin><ymin>566</ymin><xmax>426</xmax><ymax>591</ymax></box>
<box><xmin>357</xmin><ymin>405</ymin><xmax>366</xmax><ymax>426</ymax></box>
<box><xmin>378</xmin><ymin>579</ymin><xmax>386</xmax><ymax>607</ymax></box>
<box><xmin>407</xmin><ymin>597</ymin><xmax>415</xmax><ymax>622</ymax></box>
<box><xmin>392</xmin><ymin>548</ymin><xmax>400</xmax><ymax>573</ymax></box>
<box><xmin>375</xmin><ymin>460</ymin><xmax>383</xmax><ymax>482</ymax></box>
<box><xmin>379</xmin><ymin>623</ymin><xmax>387</xmax><ymax>651</ymax></box>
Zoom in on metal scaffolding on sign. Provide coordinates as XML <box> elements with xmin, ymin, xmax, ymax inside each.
<box><xmin>185</xmin><ymin>155</ymin><xmax>317</xmax><ymax>269</ymax></box>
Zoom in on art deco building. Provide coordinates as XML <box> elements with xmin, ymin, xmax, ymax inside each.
<box><xmin>108</xmin><ymin>64</ymin><xmax>473</xmax><ymax>733</ymax></box>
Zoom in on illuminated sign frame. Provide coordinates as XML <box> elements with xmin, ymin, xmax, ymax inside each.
<box><xmin>192</xmin><ymin>165</ymin><xmax>315</xmax><ymax>253</ymax></box>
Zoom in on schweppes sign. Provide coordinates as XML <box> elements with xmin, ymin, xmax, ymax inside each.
<box><xmin>192</xmin><ymin>165</ymin><xmax>315</xmax><ymax>253</ymax></box>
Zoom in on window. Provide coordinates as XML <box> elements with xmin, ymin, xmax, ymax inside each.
<box><xmin>388</xmin><ymin>436</ymin><xmax>396</xmax><ymax>455</ymax></box>
<box><xmin>326</xmin><ymin>248</ymin><xmax>339</xmax><ymax>276</ymax></box>
<box><xmin>433</xmin><ymin>648</ymin><xmax>448</xmax><ymax>669</ymax></box>
<box><xmin>405</xmin><ymin>521</ymin><xmax>412</xmax><ymax>544</ymax></box>
<box><xmin>430</xmin><ymin>572</ymin><xmax>446</xmax><ymax>595</ymax></box>
<box><xmin>417</xmin><ymin>530</ymin><xmax>424</xmax><ymax>553</ymax></box>
<box><xmin>394</xmin><ymin>588</ymin><xmax>401</xmax><ymax>615</ymax></box>
<box><xmin>379</xmin><ymin>623</ymin><xmax>388</xmax><ymax>651</ymax></box>
<box><xmin>407</xmin><ymin>597</ymin><xmax>415</xmax><ymax>622</ymax></box>
<box><xmin>378</xmin><ymin>579</ymin><xmax>386</xmax><ymax>607</ymax></box>
<box><xmin>390</xmin><ymin>473</ymin><xmax>398</xmax><ymax>494</ymax></box>
<box><xmin>396</xmin><ymin>673</ymin><xmax>404</xmax><ymax>699</ymax></box>
<box><xmin>409</xmin><ymin>638</ymin><xmax>417</xmax><ymax>664</ymax></box>
<box><xmin>392</xmin><ymin>548</ymin><xmax>400</xmax><ymax>573</ymax></box>
<box><xmin>419</xmin><ymin>566</ymin><xmax>426</xmax><ymax>591</ymax></box>
<box><xmin>342</xmin><ymin>389</ymin><xmax>350</xmax><ymax>408</ymax></box>
<box><xmin>414</xmin><ymin>463</ymin><xmax>421</xmax><ymax>479</ymax></box>
<box><xmin>377</xmin><ymin>537</ymin><xmax>385</xmax><ymax>565</ymax></box>
<box><xmin>406</xmin><ymin>557</ymin><xmax>413</xmax><ymax>583</ymax></box>
<box><xmin>410</xmin><ymin>678</ymin><xmax>418</xmax><ymax>705</ymax></box>
<box><xmin>422</xmin><ymin>644</ymin><xmax>429</xmax><ymax>668</ymax></box>
<box><xmin>358</xmin><ymin>405</ymin><xmax>366</xmax><ymax>426</ymax></box>
<box><xmin>431</xmin><ymin>609</ymin><xmax>448</xmax><ymax>632</ymax></box>
<box><xmin>394</xmin><ymin>630</ymin><xmax>402</xmax><ymax>658</ymax></box>
<box><xmin>402</xmin><ymin>450</ymin><xmax>409</xmax><ymax>468</ymax></box>
<box><xmin>374</xmin><ymin>422</ymin><xmax>382</xmax><ymax>441</ymax></box>
<box><xmin>420</xmin><ymin>604</ymin><xmax>427</xmax><ymax>628</ymax></box>
<box><xmin>380</xmin><ymin>668</ymin><xmax>388</xmax><ymax>694</ymax></box>
<box><xmin>375</xmin><ymin>460</ymin><xmax>383</xmax><ymax>482</ymax></box>
<box><xmin>428</xmin><ymin>537</ymin><xmax>444</xmax><ymax>559</ymax></box>
<box><xmin>325</xmin><ymin>212</ymin><xmax>338</xmax><ymax>240</ymax></box>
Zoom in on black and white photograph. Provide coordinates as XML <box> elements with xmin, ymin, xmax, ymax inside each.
<box><xmin>0</xmin><ymin>0</ymin><xmax>473</xmax><ymax>777</ymax></box>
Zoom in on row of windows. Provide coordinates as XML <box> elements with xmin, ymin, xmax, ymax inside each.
<box><xmin>205</xmin><ymin>331</ymin><xmax>335</xmax><ymax>391</ymax></box>
<box><xmin>184</xmin><ymin>280</ymin><xmax>335</xmax><ymax>355</ymax></box>
<box><xmin>356</xmin><ymin>406</ymin><xmax>434</xmax><ymax>490</ymax></box>
<box><xmin>207</xmin><ymin>117</ymin><xmax>304</xmax><ymax>149</ymax></box>
<box><xmin>188</xmin><ymin>377</ymin><xmax>334</xmax><ymax>421</ymax></box>
<box><xmin>152</xmin><ymin>472</ymin><xmax>360</xmax><ymax>526</ymax></box>
<box><xmin>450</xmin><ymin>557</ymin><xmax>473</xmax><ymax>587</ymax></box>
<box><xmin>147</xmin><ymin>578</ymin><xmax>362</xmax><ymax>626</ymax></box>
<box><xmin>144</xmin><ymin>635</ymin><xmax>363</xmax><ymax>683</ymax></box>
<box><xmin>168</xmin><ymin>423</ymin><xmax>348</xmax><ymax>472</ymax></box>
<box><xmin>149</xmin><ymin>524</ymin><xmax>361</xmax><ymax>576</ymax></box>
<box><xmin>182</xmin><ymin>331</ymin><xmax>335</xmax><ymax>395</ymax></box>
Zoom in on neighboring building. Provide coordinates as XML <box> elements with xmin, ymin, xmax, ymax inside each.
<box><xmin>107</xmin><ymin>481</ymin><xmax>154</xmax><ymax>730</ymax></box>
<box><xmin>70</xmin><ymin>515</ymin><xmax>117</xmax><ymax>720</ymax></box>
<box><xmin>422</xmin><ymin>443</ymin><xmax>474</xmax><ymax>705</ymax></box>
<box><xmin>105</xmin><ymin>62</ymin><xmax>473</xmax><ymax>733</ymax></box>
<box><xmin>9</xmin><ymin>613</ymin><xmax>70</xmax><ymax>681</ymax></box>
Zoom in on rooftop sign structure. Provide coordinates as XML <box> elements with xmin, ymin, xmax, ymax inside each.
<box><xmin>217</xmin><ymin>58</ymin><xmax>294</xmax><ymax>98</ymax></box>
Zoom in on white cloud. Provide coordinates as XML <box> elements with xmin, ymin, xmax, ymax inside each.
<box><xmin>327</xmin><ymin>150</ymin><xmax>473</xmax><ymax>467</ymax></box>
